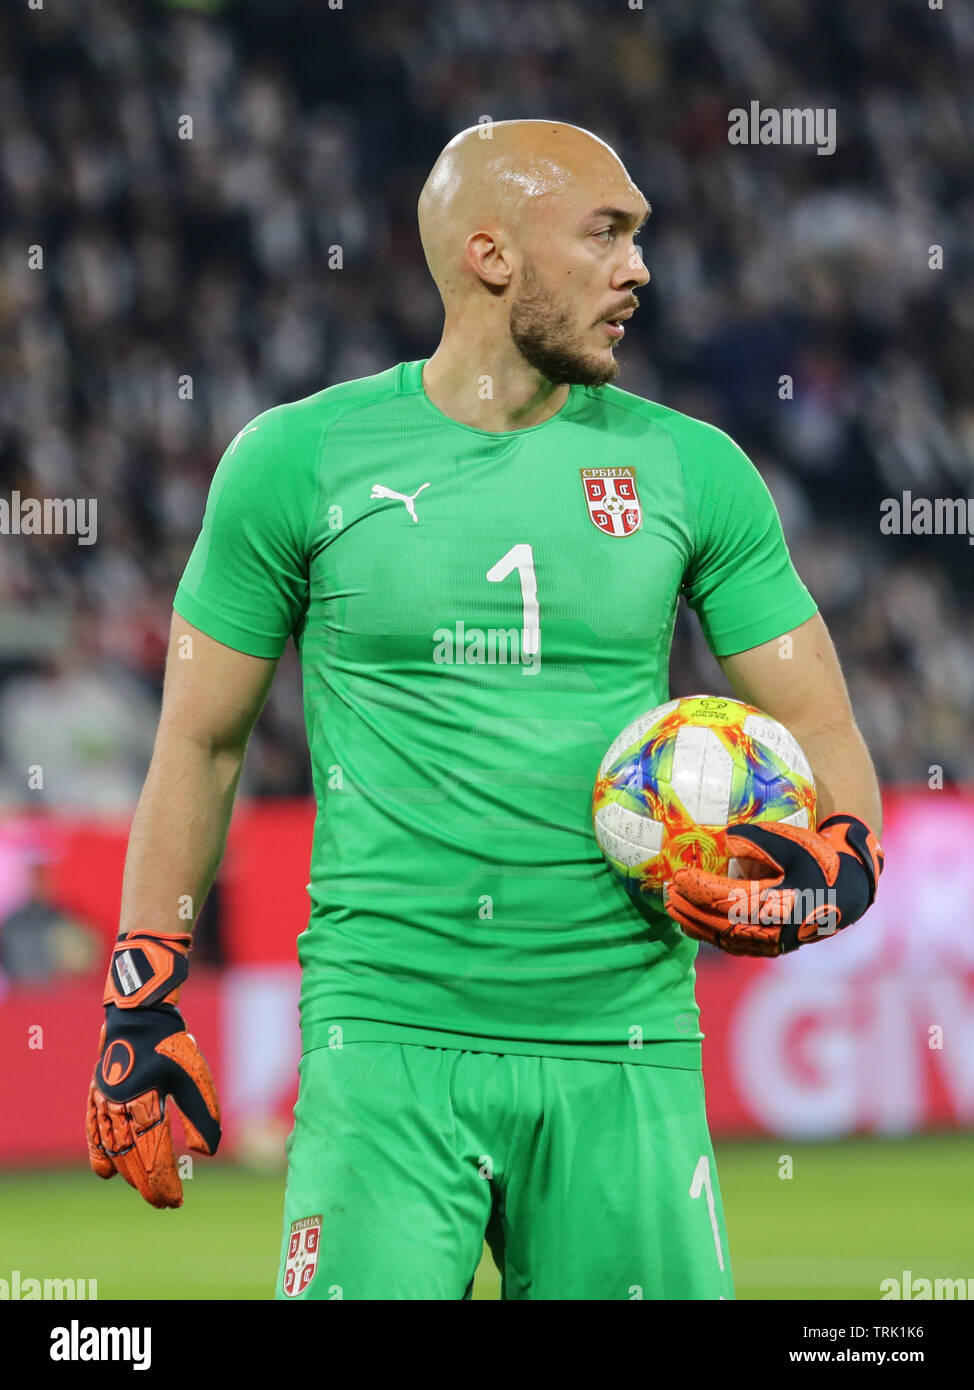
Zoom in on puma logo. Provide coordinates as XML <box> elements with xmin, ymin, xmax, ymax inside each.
<box><xmin>370</xmin><ymin>482</ymin><xmax>430</xmax><ymax>523</ymax></box>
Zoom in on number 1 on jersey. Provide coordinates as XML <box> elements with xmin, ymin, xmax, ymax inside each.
<box><xmin>486</xmin><ymin>544</ymin><xmax>540</xmax><ymax>656</ymax></box>
<box><xmin>689</xmin><ymin>1154</ymin><xmax>726</xmax><ymax>1272</ymax></box>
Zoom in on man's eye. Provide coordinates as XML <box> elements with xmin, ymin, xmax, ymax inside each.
<box><xmin>595</xmin><ymin>227</ymin><xmax>641</xmax><ymax>244</ymax></box>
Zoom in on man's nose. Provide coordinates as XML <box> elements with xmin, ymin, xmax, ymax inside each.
<box><xmin>616</xmin><ymin>248</ymin><xmax>650</xmax><ymax>289</ymax></box>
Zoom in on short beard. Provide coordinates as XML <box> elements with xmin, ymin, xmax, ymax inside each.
<box><xmin>509</xmin><ymin>261</ymin><xmax>620</xmax><ymax>388</ymax></box>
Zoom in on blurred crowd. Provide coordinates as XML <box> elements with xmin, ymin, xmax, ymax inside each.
<box><xmin>1</xmin><ymin>0</ymin><xmax>972</xmax><ymax>810</ymax></box>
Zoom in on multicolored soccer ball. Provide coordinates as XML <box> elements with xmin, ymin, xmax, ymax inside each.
<box><xmin>592</xmin><ymin>695</ymin><xmax>817</xmax><ymax>907</ymax></box>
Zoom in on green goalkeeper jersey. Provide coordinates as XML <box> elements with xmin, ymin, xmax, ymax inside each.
<box><xmin>174</xmin><ymin>358</ymin><xmax>817</xmax><ymax>1068</ymax></box>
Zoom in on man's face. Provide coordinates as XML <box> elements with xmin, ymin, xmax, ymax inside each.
<box><xmin>508</xmin><ymin>179</ymin><xmax>651</xmax><ymax>387</ymax></box>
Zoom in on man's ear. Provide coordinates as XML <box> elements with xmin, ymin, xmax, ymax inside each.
<box><xmin>465</xmin><ymin>230</ymin><xmax>514</xmax><ymax>289</ymax></box>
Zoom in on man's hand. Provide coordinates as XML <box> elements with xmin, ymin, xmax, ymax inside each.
<box><xmin>664</xmin><ymin>814</ymin><xmax>884</xmax><ymax>958</ymax></box>
<box><xmin>86</xmin><ymin>931</ymin><xmax>221</xmax><ymax>1209</ymax></box>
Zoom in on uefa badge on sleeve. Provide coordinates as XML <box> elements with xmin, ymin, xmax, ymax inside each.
<box><xmin>580</xmin><ymin>467</ymin><xmax>642</xmax><ymax>536</ymax></box>
<box><xmin>283</xmin><ymin>1215</ymin><xmax>322</xmax><ymax>1298</ymax></box>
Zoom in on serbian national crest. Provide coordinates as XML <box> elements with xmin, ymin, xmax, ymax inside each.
<box><xmin>580</xmin><ymin>467</ymin><xmax>641</xmax><ymax>537</ymax></box>
<box><xmin>283</xmin><ymin>1215</ymin><xmax>321</xmax><ymax>1298</ymax></box>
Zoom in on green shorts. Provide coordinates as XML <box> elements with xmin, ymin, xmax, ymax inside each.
<box><xmin>276</xmin><ymin>1043</ymin><xmax>734</xmax><ymax>1300</ymax></box>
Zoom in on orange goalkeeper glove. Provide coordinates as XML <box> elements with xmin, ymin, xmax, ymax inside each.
<box><xmin>664</xmin><ymin>813</ymin><xmax>884</xmax><ymax>958</ymax></box>
<box><xmin>86</xmin><ymin>930</ymin><xmax>221</xmax><ymax>1209</ymax></box>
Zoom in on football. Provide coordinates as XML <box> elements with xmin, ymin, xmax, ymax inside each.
<box><xmin>592</xmin><ymin>695</ymin><xmax>817</xmax><ymax>907</ymax></box>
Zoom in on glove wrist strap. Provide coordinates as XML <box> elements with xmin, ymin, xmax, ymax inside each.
<box><xmin>103</xmin><ymin>931</ymin><xmax>192</xmax><ymax>1010</ymax></box>
<box><xmin>818</xmin><ymin>813</ymin><xmax>884</xmax><ymax>905</ymax></box>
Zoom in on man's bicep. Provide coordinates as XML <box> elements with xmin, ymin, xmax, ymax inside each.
<box><xmin>717</xmin><ymin>612</ymin><xmax>854</xmax><ymax>730</ymax></box>
<box><xmin>158</xmin><ymin>612</ymin><xmax>279</xmax><ymax>753</ymax></box>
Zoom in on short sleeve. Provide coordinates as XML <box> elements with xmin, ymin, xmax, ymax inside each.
<box><xmin>679</xmin><ymin>424</ymin><xmax>818</xmax><ymax>657</ymax></box>
<box><xmin>173</xmin><ymin>406</ymin><xmax>313</xmax><ymax>658</ymax></box>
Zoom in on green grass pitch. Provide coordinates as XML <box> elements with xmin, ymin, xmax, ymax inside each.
<box><xmin>0</xmin><ymin>1135</ymin><xmax>969</xmax><ymax>1299</ymax></box>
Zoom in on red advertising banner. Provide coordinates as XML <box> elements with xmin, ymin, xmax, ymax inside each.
<box><xmin>0</xmin><ymin>974</ymin><xmax>225</xmax><ymax>1166</ymax></box>
<box><xmin>0</xmin><ymin>790</ymin><xmax>971</xmax><ymax>1162</ymax></box>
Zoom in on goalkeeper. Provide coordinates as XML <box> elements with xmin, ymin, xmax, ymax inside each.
<box><xmin>87</xmin><ymin>119</ymin><xmax>883</xmax><ymax>1299</ymax></box>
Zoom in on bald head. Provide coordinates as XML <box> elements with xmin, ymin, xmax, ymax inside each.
<box><xmin>418</xmin><ymin>120</ymin><xmax>650</xmax><ymax>389</ymax></box>
<box><xmin>418</xmin><ymin>120</ymin><xmax>642</xmax><ymax>302</ymax></box>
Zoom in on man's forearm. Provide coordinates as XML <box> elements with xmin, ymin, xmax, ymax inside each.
<box><xmin>789</xmin><ymin>716</ymin><xmax>883</xmax><ymax>836</ymax></box>
<box><xmin>118</xmin><ymin>728</ymin><xmax>246</xmax><ymax>939</ymax></box>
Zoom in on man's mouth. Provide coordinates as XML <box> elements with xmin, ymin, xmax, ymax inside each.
<box><xmin>602</xmin><ymin>307</ymin><xmax>635</xmax><ymax>339</ymax></box>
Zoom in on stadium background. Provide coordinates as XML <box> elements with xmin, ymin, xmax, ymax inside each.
<box><xmin>0</xmin><ymin>0</ymin><xmax>972</xmax><ymax>1300</ymax></box>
